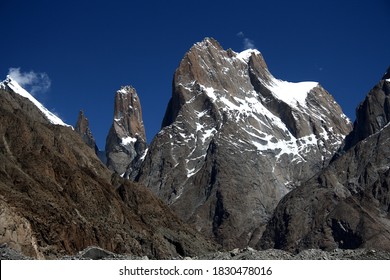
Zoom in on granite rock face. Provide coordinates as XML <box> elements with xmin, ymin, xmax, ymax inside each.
<box><xmin>259</xmin><ymin>69</ymin><xmax>390</xmax><ymax>252</ymax></box>
<box><xmin>105</xmin><ymin>86</ymin><xmax>147</xmax><ymax>178</ymax></box>
<box><xmin>0</xmin><ymin>78</ymin><xmax>216</xmax><ymax>259</ymax></box>
<box><xmin>136</xmin><ymin>38</ymin><xmax>352</xmax><ymax>248</ymax></box>
<box><xmin>75</xmin><ymin>110</ymin><xmax>99</xmax><ymax>154</ymax></box>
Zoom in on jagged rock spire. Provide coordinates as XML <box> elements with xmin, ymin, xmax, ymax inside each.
<box><xmin>75</xmin><ymin>110</ymin><xmax>98</xmax><ymax>154</ymax></box>
<box><xmin>105</xmin><ymin>85</ymin><xmax>147</xmax><ymax>178</ymax></box>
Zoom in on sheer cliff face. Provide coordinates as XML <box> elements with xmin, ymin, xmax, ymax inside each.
<box><xmin>136</xmin><ymin>38</ymin><xmax>352</xmax><ymax>248</ymax></box>
<box><xmin>105</xmin><ymin>86</ymin><xmax>147</xmax><ymax>179</ymax></box>
<box><xmin>259</xmin><ymin>69</ymin><xmax>390</xmax><ymax>253</ymax></box>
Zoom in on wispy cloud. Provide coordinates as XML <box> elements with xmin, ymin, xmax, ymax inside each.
<box><xmin>8</xmin><ymin>67</ymin><xmax>51</xmax><ymax>96</ymax></box>
<box><xmin>237</xmin><ymin>31</ymin><xmax>256</xmax><ymax>50</ymax></box>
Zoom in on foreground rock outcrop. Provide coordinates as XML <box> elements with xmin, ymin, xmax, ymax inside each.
<box><xmin>0</xmin><ymin>77</ymin><xmax>216</xmax><ymax>259</ymax></box>
<box><xmin>136</xmin><ymin>37</ymin><xmax>352</xmax><ymax>248</ymax></box>
<box><xmin>259</xmin><ymin>68</ymin><xmax>390</xmax><ymax>252</ymax></box>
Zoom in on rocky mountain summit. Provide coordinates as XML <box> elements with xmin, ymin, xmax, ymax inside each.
<box><xmin>259</xmin><ymin>69</ymin><xmax>390</xmax><ymax>252</ymax></box>
<box><xmin>105</xmin><ymin>86</ymin><xmax>147</xmax><ymax>179</ymax></box>
<box><xmin>0</xmin><ymin>77</ymin><xmax>216</xmax><ymax>259</ymax></box>
<box><xmin>136</xmin><ymin>37</ymin><xmax>352</xmax><ymax>248</ymax></box>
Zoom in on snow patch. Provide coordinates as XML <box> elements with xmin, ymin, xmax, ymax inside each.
<box><xmin>178</xmin><ymin>81</ymin><xmax>196</xmax><ymax>92</ymax></box>
<box><xmin>187</xmin><ymin>167</ymin><xmax>199</xmax><ymax>178</ymax></box>
<box><xmin>121</xmin><ymin>136</ymin><xmax>137</xmax><ymax>145</ymax></box>
<box><xmin>201</xmin><ymin>128</ymin><xmax>217</xmax><ymax>142</ymax></box>
<box><xmin>140</xmin><ymin>148</ymin><xmax>148</xmax><ymax>161</ymax></box>
<box><xmin>202</xmin><ymin>86</ymin><xmax>217</xmax><ymax>101</ymax></box>
<box><xmin>118</xmin><ymin>87</ymin><xmax>130</xmax><ymax>95</ymax></box>
<box><xmin>266</xmin><ymin>78</ymin><xmax>318</xmax><ymax>109</ymax></box>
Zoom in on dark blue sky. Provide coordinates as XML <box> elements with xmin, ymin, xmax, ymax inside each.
<box><xmin>1</xmin><ymin>0</ymin><xmax>389</xmax><ymax>148</ymax></box>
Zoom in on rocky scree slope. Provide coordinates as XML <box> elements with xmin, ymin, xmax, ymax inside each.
<box><xmin>259</xmin><ymin>68</ymin><xmax>390</xmax><ymax>252</ymax></box>
<box><xmin>0</xmin><ymin>77</ymin><xmax>216</xmax><ymax>259</ymax></box>
<box><xmin>136</xmin><ymin>38</ymin><xmax>352</xmax><ymax>249</ymax></box>
<box><xmin>4</xmin><ymin>243</ymin><xmax>389</xmax><ymax>260</ymax></box>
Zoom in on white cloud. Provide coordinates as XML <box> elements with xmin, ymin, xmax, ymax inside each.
<box><xmin>237</xmin><ymin>31</ymin><xmax>256</xmax><ymax>50</ymax></box>
<box><xmin>8</xmin><ymin>67</ymin><xmax>51</xmax><ymax>96</ymax></box>
<box><xmin>243</xmin><ymin>38</ymin><xmax>255</xmax><ymax>49</ymax></box>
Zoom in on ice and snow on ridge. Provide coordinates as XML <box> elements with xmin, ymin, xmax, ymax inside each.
<box><xmin>266</xmin><ymin>78</ymin><xmax>318</xmax><ymax>109</ymax></box>
<box><xmin>234</xmin><ymin>48</ymin><xmax>318</xmax><ymax>110</ymax></box>
<box><xmin>236</xmin><ymin>49</ymin><xmax>261</xmax><ymax>63</ymax></box>
<box><xmin>1</xmin><ymin>76</ymin><xmax>71</xmax><ymax>127</ymax></box>
<box><xmin>197</xmin><ymin>83</ymin><xmax>344</xmax><ymax>161</ymax></box>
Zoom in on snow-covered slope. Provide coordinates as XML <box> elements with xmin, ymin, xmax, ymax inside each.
<box><xmin>0</xmin><ymin>76</ymin><xmax>71</xmax><ymax>127</ymax></box>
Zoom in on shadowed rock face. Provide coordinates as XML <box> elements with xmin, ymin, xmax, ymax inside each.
<box><xmin>259</xmin><ymin>68</ymin><xmax>390</xmax><ymax>253</ymax></box>
<box><xmin>0</xmin><ymin>80</ymin><xmax>216</xmax><ymax>259</ymax></box>
<box><xmin>343</xmin><ymin>69</ymin><xmax>390</xmax><ymax>151</ymax></box>
<box><xmin>136</xmin><ymin>37</ymin><xmax>352</xmax><ymax>249</ymax></box>
<box><xmin>75</xmin><ymin>110</ymin><xmax>99</xmax><ymax>154</ymax></box>
<box><xmin>105</xmin><ymin>86</ymin><xmax>147</xmax><ymax>179</ymax></box>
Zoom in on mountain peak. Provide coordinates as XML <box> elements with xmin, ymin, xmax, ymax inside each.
<box><xmin>112</xmin><ymin>85</ymin><xmax>145</xmax><ymax>140</ymax></box>
<box><xmin>105</xmin><ymin>85</ymin><xmax>147</xmax><ymax>178</ymax></box>
<box><xmin>382</xmin><ymin>66</ymin><xmax>390</xmax><ymax>80</ymax></box>
<box><xmin>117</xmin><ymin>85</ymin><xmax>136</xmax><ymax>95</ymax></box>
<box><xmin>235</xmin><ymin>48</ymin><xmax>261</xmax><ymax>63</ymax></box>
<box><xmin>0</xmin><ymin>76</ymin><xmax>71</xmax><ymax>128</ymax></box>
<box><xmin>195</xmin><ymin>37</ymin><xmax>222</xmax><ymax>49</ymax></box>
<box><xmin>138</xmin><ymin>38</ymin><xmax>352</xmax><ymax>248</ymax></box>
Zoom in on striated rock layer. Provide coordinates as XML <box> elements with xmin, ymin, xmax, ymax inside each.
<box><xmin>0</xmin><ymin>77</ymin><xmax>216</xmax><ymax>259</ymax></box>
<box><xmin>259</xmin><ymin>68</ymin><xmax>390</xmax><ymax>252</ymax></box>
<box><xmin>136</xmin><ymin>38</ymin><xmax>352</xmax><ymax>248</ymax></box>
<box><xmin>105</xmin><ymin>86</ymin><xmax>147</xmax><ymax>179</ymax></box>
